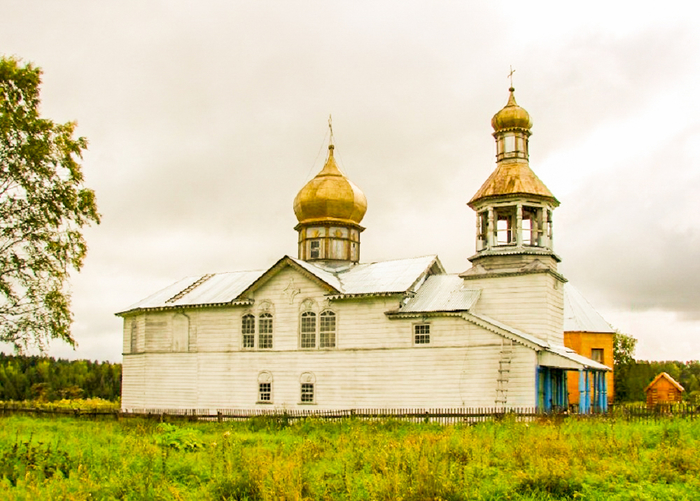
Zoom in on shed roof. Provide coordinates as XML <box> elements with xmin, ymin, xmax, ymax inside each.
<box><xmin>645</xmin><ymin>372</ymin><xmax>685</xmax><ymax>393</ymax></box>
<box><xmin>563</xmin><ymin>283</ymin><xmax>615</xmax><ymax>333</ymax></box>
<box><xmin>392</xmin><ymin>275</ymin><xmax>481</xmax><ymax>313</ymax></box>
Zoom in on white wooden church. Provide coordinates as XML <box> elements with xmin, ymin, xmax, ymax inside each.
<box><xmin>117</xmin><ymin>88</ymin><xmax>611</xmax><ymax>413</ymax></box>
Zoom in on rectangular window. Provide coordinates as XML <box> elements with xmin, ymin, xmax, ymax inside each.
<box><xmin>258</xmin><ymin>382</ymin><xmax>271</xmax><ymax>402</ymax></box>
<box><xmin>591</xmin><ymin>348</ymin><xmax>604</xmax><ymax>363</ymax></box>
<box><xmin>414</xmin><ymin>324</ymin><xmax>430</xmax><ymax>344</ymax></box>
<box><xmin>310</xmin><ymin>240</ymin><xmax>320</xmax><ymax>259</ymax></box>
<box><xmin>301</xmin><ymin>383</ymin><xmax>314</xmax><ymax>403</ymax></box>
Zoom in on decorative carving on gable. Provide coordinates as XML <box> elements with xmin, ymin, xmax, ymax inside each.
<box><xmin>283</xmin><ymin>279</ymin><xmax>301</xmax><ymax>305</ymax></box>
<box><xmin>258</xmin><ymin>300</ymin><xmax>274</xmax><ymax>314</ymax></box>
<box><xmin>301</xmin><ymin>298</ymin><xmax>316</xmax><ymax>312</ymax></box>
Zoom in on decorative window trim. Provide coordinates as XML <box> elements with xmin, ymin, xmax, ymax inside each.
<box><xmin>299</xmin><ymin>300</ymin><xmax>337</xmax><ymax>349</ymax></box>
<box><xmin>413</xmin><ymin>323</ymin><xmax>431</xmax><ymax>345</ymax></box>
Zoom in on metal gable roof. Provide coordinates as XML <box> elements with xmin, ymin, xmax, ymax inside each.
<box><xmin>291</xmin><ymin>255</ymin><xmax>442</xmax><ymax>295</ymax></box>
<box><xmin>118</xmin><ymin>270</ymin><xmax>264</xmax><ymax>314</ymax></box>
<box><xmin>563</xmin><ymin>283</ymin><xmax>615</xmax><ymax>333</ymax></box>
<box><xmin>165</xmin><ymin>270</ymin><xmax>264</xmax><ymax>307</ymax></box>
<box><xmin>336</xmin><ymin>255</ymin><xmax>441</xmax><ymax>294</ymax></box>
<box><xmin>117</xmin><ymin>255</ymin><xmax>442</xmax><ymax>315</ymax></box>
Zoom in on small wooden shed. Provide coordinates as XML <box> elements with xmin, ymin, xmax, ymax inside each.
<box><xmin>645</xmin><ymin>372</ymin><xmax>684</xmax><ymax>407</ymax></box>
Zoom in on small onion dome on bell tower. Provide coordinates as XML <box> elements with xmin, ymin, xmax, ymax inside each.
<box><xmin>293</xmin><ymin>142</ymin><xmax>367</xmax><ymax>264</ymax></box>
<box><xmin>491</xmin><ymin>87</ymin><xmax>533</xmax><ymax>132</ymax></box>
<box><xmin>491</xmin><ymin>87</ymin><xmax>533</xmax><ymax>163</ymax></box>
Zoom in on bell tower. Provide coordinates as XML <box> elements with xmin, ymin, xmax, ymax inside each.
<box><xmin>466</xmin><ymin>87</ymin><xmax>560</xmax><ymax>272</ymax></box>
<box><xmin>461</xmin><ymin>85</ymin><xmax>566</xmax><ymax>345</ymax></box>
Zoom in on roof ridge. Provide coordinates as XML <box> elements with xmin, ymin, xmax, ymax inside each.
<box><xmin>165</xmin><ymin>274</ymin><xmax>215</xmax><ymax>304</ymax></box>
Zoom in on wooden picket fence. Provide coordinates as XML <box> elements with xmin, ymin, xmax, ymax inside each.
<box><xmin>2</xmin><ymin>402</ymin><xmax>699</xmax><ymax>423</ymax></box>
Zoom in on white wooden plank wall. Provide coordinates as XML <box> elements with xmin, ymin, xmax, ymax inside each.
<box><xmin>121</xmin><ymin>266</ymin><xmax>542</xmax><ymax>410</ymax></box>
<box><xmin>465</xmin><ymin>273</ymin><xmax>564</xmax><ymax>344</ymax></box>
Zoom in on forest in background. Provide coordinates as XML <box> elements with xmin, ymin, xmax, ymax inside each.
<box><xmin>0</xmin><ymin>353</ymin><xmax>699</xmax><ymax>404</ymax></box>
<box><xmin>615</xmin><ymin>359</ymin><xmax>700</xmax><ymax>403</ymax></box>
<box><xmin>0</xmin><ymin>354</ymin><xmax>121</xmax><ymax>402</ymax></box>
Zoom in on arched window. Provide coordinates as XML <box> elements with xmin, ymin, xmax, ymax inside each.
<box><xmin>319</xmin><ymin>311</ymin><xmax>336</xmax><ymax>348</ymax></box>
<box><xmin>242</xmin><ymin>314</ymin><xmax>255</xmax><ymax>348</ymax></box>
<box><xmin>300</xmin><ymin>311</ymin><xmax>316</xmax><ymax>348</ymax></box>
<box><xmin>258</xmin><ymin>313</ymin><xmax>273</xmax><ymax>349</ymax></box>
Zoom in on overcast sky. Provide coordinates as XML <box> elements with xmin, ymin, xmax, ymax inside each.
<box><xmin>2</xmin><ymin>0</ymin><xmax>699</xmax><ymax>362</ymax></box>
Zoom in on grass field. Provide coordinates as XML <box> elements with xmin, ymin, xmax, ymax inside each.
<box><xmin>1</xmin><ymin>413</ymin><xmax>699</xmax><ymax>500</ymax></box>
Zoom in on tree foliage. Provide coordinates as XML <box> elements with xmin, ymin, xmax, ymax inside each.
<box><xmin>0</xmin><ymin>56</ymin><xmax>99</xmax><ymax>351</ymax></box>
<box><xmin>613</xmin><ymin>330</ymin><xmax>637</xmax><ymax>367</ymax></box>
<box><xmin>612</xmin><ymin>330</ymin><xmax>638</xmax><ymax>401</ymax></box>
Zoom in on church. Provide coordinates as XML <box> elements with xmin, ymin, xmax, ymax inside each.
<box><xmin>117</xmin><ymin>88</ymin><xmax>612</xmax><ymax>413</ymax></box>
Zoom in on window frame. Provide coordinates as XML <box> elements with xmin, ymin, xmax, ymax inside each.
<box><xmin>413</xmin><ymin>323</ymin><xmax>431</xmax><ymax>345</ymax></box>
<box><xmin>319</xmin><ymin>310</ymin><xmax>337</xmax><ymax>348</ymax></box>
<box><xmin>300</xmin><ymin>311</ymin><xmax>317</xmax><ymax>348</ymax></box>
<box><xmin>300</xmin><ymin>382</ymin><xmax>315</xmax><ymax>404</ymax></box>
<box><xmin>590</xmin><ymin>348</ymin><xmax>604</xmax><ymax>364</ymax></box>
<box><xmin>257</xmin><ymin>371</ymin><xmax>273</xmax><ymax>404</ymax></box>
<box><xmin>242</xmin><ymin>313</ymin><xmax>255</xmax><ymax>349</ymax></box>
<box><xmin>309</xmin><ymin>239</ymin><xmax>321</xmax><ymax>259</ymax></box>
<box><xmin>258</xmin><ymin>382</ymin><xmax>272</xmax><ymax>403</ymax></box>
<box><xmin>258</xmin><ymin>312</ymin><xmax>273</xmax><ymax>349</ymax></box>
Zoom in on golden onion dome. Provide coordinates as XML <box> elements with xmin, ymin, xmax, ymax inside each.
<box><xmin>293</xmin><ymin>145</ymin><xmax>367</xmax><ymax>226</ymax></box>
<box><xmin>491</xmin><ymin>87</ymin><xmax>532</xmax><ymax>132</ymax></box>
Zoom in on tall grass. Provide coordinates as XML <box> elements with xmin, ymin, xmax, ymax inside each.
<box><xmin>1</xmin><ymin>414</ymin><xmax>698</xmax><ymax>500</ymax></box>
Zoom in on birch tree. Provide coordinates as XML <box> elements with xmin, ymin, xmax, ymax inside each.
<box><xmin>0</xmin><ymin>57</ymin><xmax>100</xmax><ymax>351</ymax></box>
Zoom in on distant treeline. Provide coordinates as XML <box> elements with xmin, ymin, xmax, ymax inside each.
<box><xmin>615</xmin><ymin>360</ymin><xmax>700</xmax><ymax>403</ymax></box>
<box><xmin>0</xmin><ymin>353</ymin><xmax>698</xmax><ymax>405</ymax></box>
<box><xmin>0</xmin><ymin>354</ymin><xmax>121</xmax><ymax>402</ymax></box>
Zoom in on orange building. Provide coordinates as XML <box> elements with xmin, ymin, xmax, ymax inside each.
<box><xmin>645</xmin><ymin>372</ymin><xmax>684</xmax><ymax>407</ymax></box>
<box><xmin>563</xmin><ymin>284</ymin><xmax>615</xmax><ymax>407</ymax></box>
